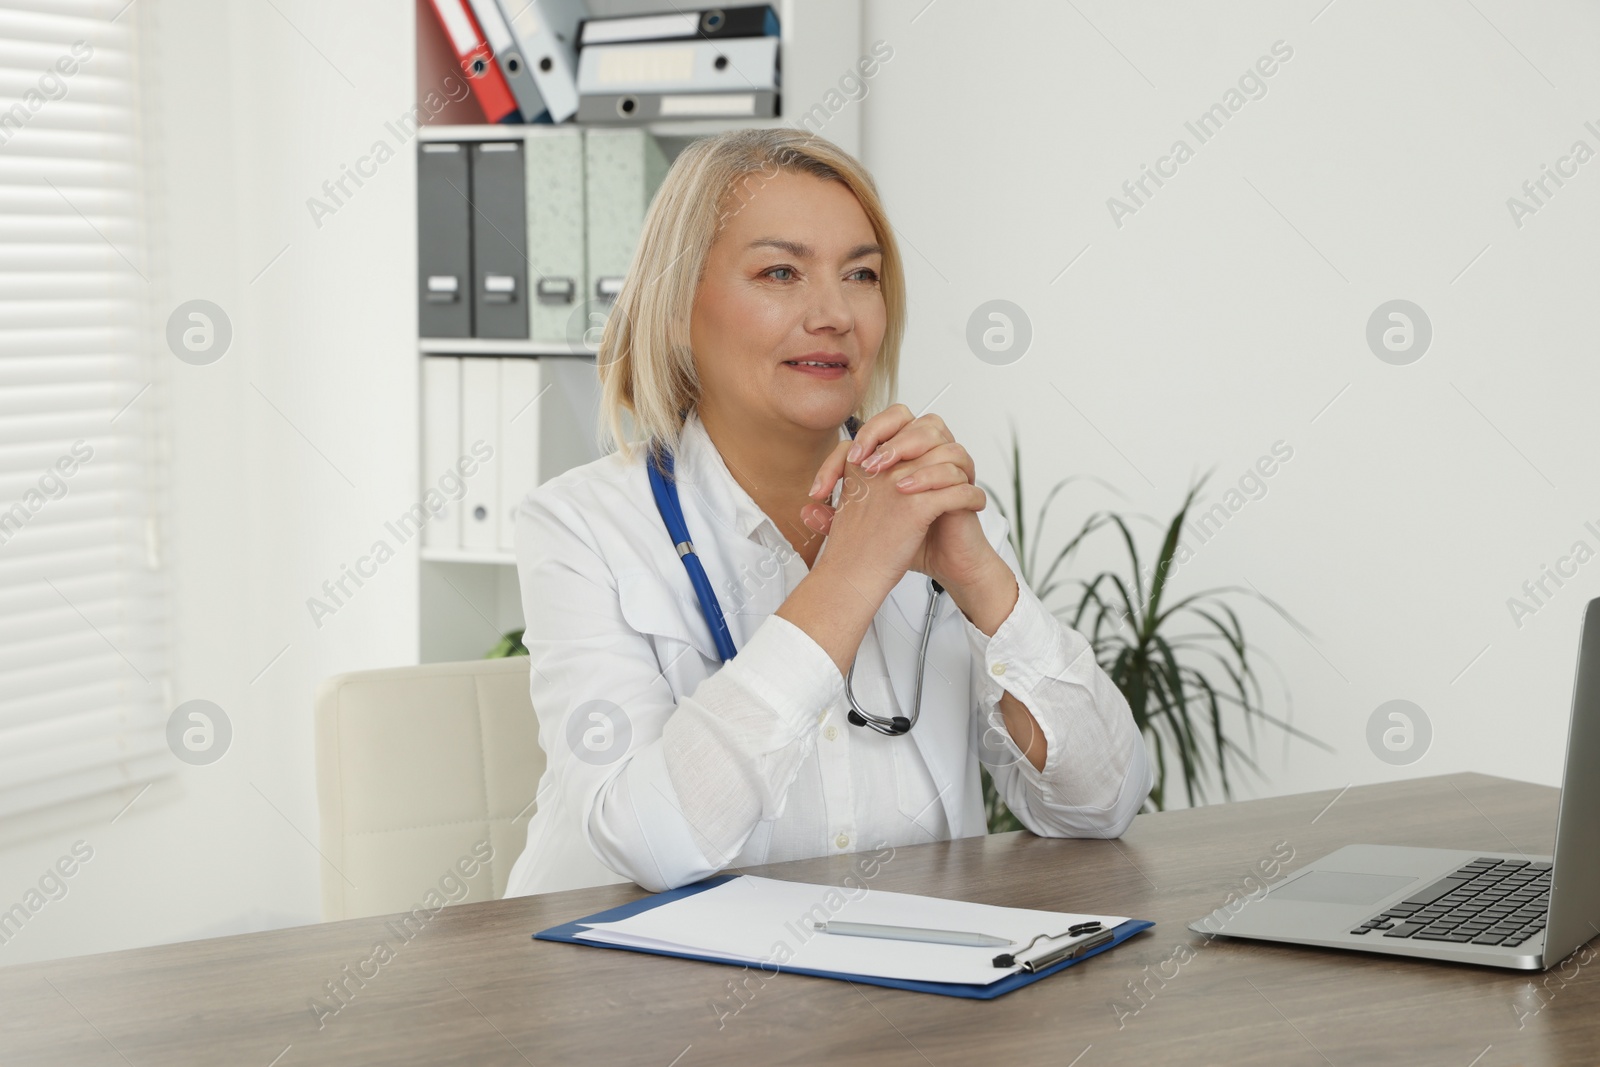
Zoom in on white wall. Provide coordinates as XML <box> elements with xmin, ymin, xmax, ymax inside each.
<box><xmin>859</xmin><ymin>0</ymin><xmax>1600</xmax><ymax>804</ymax></box>
<box><xmin>1</xmin><ymin>0</ymin><xmax>419</xmax><ymax>965</ymax></box>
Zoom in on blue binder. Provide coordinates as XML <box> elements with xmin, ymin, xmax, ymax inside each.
<box><xmin>534</xmin><ymin>875</ymin><xmax>1154</xmax><ymax>1000</ymax></box>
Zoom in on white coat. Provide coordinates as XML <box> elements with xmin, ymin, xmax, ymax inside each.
<box><xmin>503</xmin><ymin>410</ymin><xmax>1154</xmax><ymax>897</ymax></box>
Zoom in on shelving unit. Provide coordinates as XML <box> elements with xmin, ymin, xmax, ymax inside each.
<box><xmin>418</xmin><ymin>338</ymin><xmax>593</xmax><ymax>356</ymax></box>
<box><xmin>420</xmin><ymin>546</ymin><xmax>522</xmax><ymax>565</ymax></box>
<box><xmin>414</xmin><ymin>0</ymin><xmax>864</xmax><ymax>663</ymax></box>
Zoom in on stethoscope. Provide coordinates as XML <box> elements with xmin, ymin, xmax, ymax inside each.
<box><xmin>645</xmin><ymin>417</ymin><xmax>944</xmax><ymax>736</ymax></box>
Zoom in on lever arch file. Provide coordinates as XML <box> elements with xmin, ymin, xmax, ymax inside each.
<box><xmin>467</xmin><ymin>0</ymin><xmax>547</xmax><ymax>122</ymax></box>
<box><xmin>583</xmin><ymin>128</ymin><xmax>667</xmax><ymax>342</ymax></box>
<box><xmin>504</xmin><ymin>0</ymin><xmax>586</xmax><ymax>124</ymax></box>
<box><xmin>524</xmin><ymin>128</ymin><xmax>586</xmax><ymax>345</ymax></box>
<box><xmin>498</xmin><ymin>356</ymin><xmax>602</xmax><ymax>549</ymax></box>
<box><xmin>576</xmin><ymin>5</ymin><xmax>778</xmax><ymax>47</ymax></box>
<box><xmin>576</xmin><ymin>37</ymin><xmax>780</xmax><ymax>123</ymax></box>
<box><xmin>459</xmin><ymin>357</ymin><xmax>501</xmax><ymax>551</ymax></box>
<box><xmin>420</xmin><ymin>356</ymin><xmax>464</xmax><ymax>551</ymax></box>
<box><xmin>470</xmin><ymin>141</ymin><xmax>529</xmax><ymax>339</ymax></box>
<box><xmin>426</xmin><ymin>0</ymin><xmax>522</xmax><ymax>123</ymax></box>
<box><xmin>418</xmin><ymin>142</ymin><xmax>473</xmax><ymax>339</ymax></box>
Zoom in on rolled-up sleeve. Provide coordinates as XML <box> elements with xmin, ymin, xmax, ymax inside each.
<box><xmin>516</xmin><ymin>489</ymin><xmax>844</xmax><ymax>893</ymax></box>
<box><xmin>964</xmin><ymin>520</ymin><xmax>1153</xmax><ymax>838</ymax></box>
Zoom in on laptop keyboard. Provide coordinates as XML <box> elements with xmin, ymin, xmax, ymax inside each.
<box><xmin>1350</xmin><ymin>857</ymin><xmax>1551</xmax><ymax>947</ymax></box>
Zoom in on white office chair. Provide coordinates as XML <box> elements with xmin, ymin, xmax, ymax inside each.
<box><xmin>313</xmin><ymin>656</ymin><xmax>541</xmax><ymax>921</ymax></box>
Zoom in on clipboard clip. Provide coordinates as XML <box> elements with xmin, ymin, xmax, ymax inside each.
<box><xmin>992</xmin><ymin>922</ymin><xmax>1114</xmax><ymax>972</ymax></box>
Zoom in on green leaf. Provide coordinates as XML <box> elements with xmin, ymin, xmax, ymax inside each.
<box><xmin>996</xmin><ymin>443</ymin><xmax>1327</xmax><ymax>816</ymax></box>
<box><xmin>485</xmin><ymin>629</ymin><xmax>528</xmax><ymax>659</ymax></box>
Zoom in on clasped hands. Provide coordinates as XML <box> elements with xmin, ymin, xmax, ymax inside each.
<box><xmin>799</xmin><ymin>404</ymin><xmax>1010</xmax><ymax>605</ymax></box>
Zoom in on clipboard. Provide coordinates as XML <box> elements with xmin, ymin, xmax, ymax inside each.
<box><xmin>534</xmin><ymin>875</ymin><xmax>1154</xmax><ymax>1000</ymax></box>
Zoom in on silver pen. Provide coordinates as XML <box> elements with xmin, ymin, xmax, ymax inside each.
<box><xmin>812</xmin><ymin>920</ymin><xmax>1013</xmax><ymax>948</ymax></box>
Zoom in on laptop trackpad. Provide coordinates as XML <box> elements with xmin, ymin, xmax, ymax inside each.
<box><xmin>1270</xmin><ymin>871</ymin><xmax>1417</xmax><ymax>905</ymax></box>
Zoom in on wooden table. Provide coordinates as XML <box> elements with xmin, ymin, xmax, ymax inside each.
<box><xmin>2</xmin><ymin>773</ymin><xmax>1592</xmax><ymax>1066</ymax></box>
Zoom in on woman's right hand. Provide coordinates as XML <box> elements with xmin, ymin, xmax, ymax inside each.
<box><xmin>801</xmin><ymin>446</ymin><xmax>986</xmax><ymax>600</ymax></box>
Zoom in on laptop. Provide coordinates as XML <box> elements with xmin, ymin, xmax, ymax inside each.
<box><xmin>1189</xmin><ymin>596</ymin><xmax>1600</xmax><ymax>970</ymax></box>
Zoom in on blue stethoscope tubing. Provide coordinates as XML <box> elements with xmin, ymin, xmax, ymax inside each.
<box><xmin>645</xmin><ymin>419</ymin><xmax>943</xmax><ymax>736</ymax></box>
<box><xmin>646</xmin><ymin>443</ymin><xmax>740</xmax><ymax>663</ymax></box>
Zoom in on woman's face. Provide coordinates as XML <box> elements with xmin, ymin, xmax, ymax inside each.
<box><xmin>689</xmin><ymin>169</ymin><xmax>886</xmax><ymax>436</ymax></box>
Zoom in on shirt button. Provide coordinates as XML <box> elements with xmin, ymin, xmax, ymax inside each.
<box><xmin>824</xmin><ymin>725</ymin><xmax>839</xmax><ymax>741</ymax></box>
<box><xmin>991</xmin><ymin>663</ymin><xmax>1007</xmax><ymax>676</ymax></box>
<box><xmin>835</xmin><ymin>833</ymin><xmax>849</xmax><ymax>849</ymax></box>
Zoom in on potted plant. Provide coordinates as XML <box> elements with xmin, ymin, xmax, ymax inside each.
<box><xmin>976</xmin><ymin>424</ymin><xmax>1327</xmax><ymax>831</ymax></box>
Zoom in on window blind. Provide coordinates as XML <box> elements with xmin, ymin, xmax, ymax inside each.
<box><xmin>0</xmin><ymin>0</ymin><xmax>169</xmax><ymax>841</ymax></box>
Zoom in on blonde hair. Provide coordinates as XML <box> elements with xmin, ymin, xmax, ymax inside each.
<box><xmin>594</xmin><ymin>127</ymin><xmax>904</xmax><ymax>470</ymax></box>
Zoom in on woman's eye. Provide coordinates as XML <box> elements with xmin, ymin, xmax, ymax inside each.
<box><xmin>761</xmin><ymin>265</ymin><xmax>877</xmax><ymax>283</ymax></box>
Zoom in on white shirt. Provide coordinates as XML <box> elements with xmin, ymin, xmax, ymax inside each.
<box><xmin>503</xmin><ymin>409</ymin><xmax>1153</xmax><ymax>896</ymax></box>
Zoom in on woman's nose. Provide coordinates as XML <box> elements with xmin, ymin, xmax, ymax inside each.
<box><xmin>804</xmin><ymin>279</ymin><xmax>854</xmax><ymax>332</ymax></box>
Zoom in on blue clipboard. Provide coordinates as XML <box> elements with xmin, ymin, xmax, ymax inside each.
<box><xmin>533</xmin><ymin>875</ymin><xmax>1154</xmax><ymax>1000</ymax></box>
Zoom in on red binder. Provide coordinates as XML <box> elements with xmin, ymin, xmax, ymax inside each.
<box><xmin>425</xmin><ymin>0</ymin><xmax>521</xmax><ymax>124</ymax></box>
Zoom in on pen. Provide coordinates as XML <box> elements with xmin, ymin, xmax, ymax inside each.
<box><xmin>812</xmin><ymin>920</ymin><xmax>1013</xmax><ymax>948</ymax></box>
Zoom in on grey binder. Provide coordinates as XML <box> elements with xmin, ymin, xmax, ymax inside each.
<box><xmin>468</xmin><ymin>0</ymin><xmax>546</xmax><ymax>122</ymax></box>
<box><xmin>524</xmin><ymin>128</ymin><xmax>586</xmax><ymax>345</ymax></box>
<box><xmin>418</xmin><ymin>142</ymin><xmax>473</xmax><ymax>338</ymax></box>
<box><xmin>578</xmin><ymin>89</ymin><xmax>779</xmax><ymax>124</ymax></box>
<box><xmin>470</xmin><ymin>140</ymin><xmax>529</xmax><ymax>339</ymax></box>
<box><xmin>505</xmin><ymin>0</ymin><xmax>586</xmax><ymax>124</ymax></box>
<box><xmin>583</xmin><ymin>129</ymin><xmax>668</xmax><ymax>343</ymax></box>
<box><xmin>576</xmin><ymin>36</ymin><xmax>780</xmax><ymax>122</ymax></box>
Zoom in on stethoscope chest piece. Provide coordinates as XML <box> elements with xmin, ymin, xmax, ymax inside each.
<box><xmin>844</xmin><ymin>577</ymin><xmax>943</xmax><ymax>737</ymax></box>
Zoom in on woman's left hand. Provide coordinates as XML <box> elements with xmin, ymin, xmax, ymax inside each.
<box><xmin>805</xmin><ymin>404</ymin><xmax>1003</xmax><ymax>596</ymax></box>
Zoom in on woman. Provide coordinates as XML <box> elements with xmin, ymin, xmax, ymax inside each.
<box><xmin>504</xmin><ymin>128</ymin><xmax>1151</xmax><ymax>897</ymax></box>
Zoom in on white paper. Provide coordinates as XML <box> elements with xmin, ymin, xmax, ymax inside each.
<box><xmin>575</xmin><ymin>876</ymin><xmax>1128</xmax><ymax>986</ymax></box>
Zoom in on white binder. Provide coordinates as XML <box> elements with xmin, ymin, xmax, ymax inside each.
<box><xmin>499</xmin><ymin>357</ymin><xmax>604</xmax><ymax>550</ymax></box>
<box><xmin>498</xmin><ymin>358</ymin><xmax>544</xmax><ymax>551</ymax></box>
<box><xmin>576</xmin><ymin>36</ymin><xmax>779</xmax><ymax>95</ymax></box>
<box><xmin>459</xmin><ymin>357</ymin><xmax>502</xmax><ymax>551</ymax></box>
<box><xmin>578</xmin><ymin>11</ymin><xmax>701</xmax><ymax>45</ymax></box>
<box><xmin>502</xmin><ymin>0</ymin><xmax>586</xmax><ymax>123</ymax></box>
<box><xmin>420</xmin><ymin>356</ymin><xmax>463</xmax><ymax>551</ymax></box>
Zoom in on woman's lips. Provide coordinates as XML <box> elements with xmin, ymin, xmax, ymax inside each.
<box><xmin>783</xmin><ymin>360</ymin><xmax>847</xmax><ymax>379</ymax></box>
